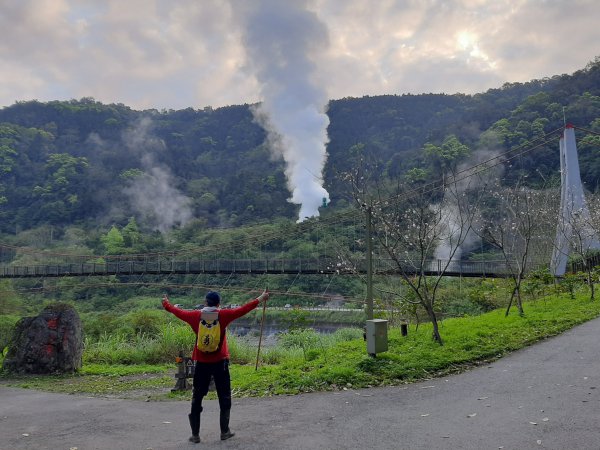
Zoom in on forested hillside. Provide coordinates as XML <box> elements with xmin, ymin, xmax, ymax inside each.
<box><xmin>1</xmin><ymin>58</ymin><xmax>599</xmax><ymax>245</ymax></box>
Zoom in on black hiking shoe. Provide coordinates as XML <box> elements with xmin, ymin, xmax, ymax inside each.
<box><xmin>220</xmin><ymin>430</ymin><xmax>235</xmax><ymax>441</ymax></box>
<box><xmin>189</xmin><ymin>435</ymin><xmax>200</xmax><ymax>444</ymax></box>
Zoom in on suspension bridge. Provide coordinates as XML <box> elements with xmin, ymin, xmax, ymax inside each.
<box><xmin>0</xmin><ymin>256</ymin><xmax>518</xmax><ymax>279</ymax></box>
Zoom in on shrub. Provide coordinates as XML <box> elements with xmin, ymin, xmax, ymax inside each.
<box><xmin>84</xmin><ymin>333</ymin><xmax>143</xmax><ymax>365</ymax></box>
<box><xmin>261</xmin><ymin>345</ymin><xmax>302</xmax><ymax>364</ymax></box>
<box><xmin>283</xmin><ymin>309</ymin><xmax>310</xmax><ymax>331</ymax></box>
<box><xmin>128</xmin><ymin>310</ymin><xmax>164</xmax><ymax>337</ymax></box>
<box><xmin>279</xmin><ymin>328</ymin><xmax>320</xmax><ymax>350</ymax></box>
<box><xmin>327</xmin><ymin>327</ymin><xmax>363</xmax><ymax>343</ymax></box>
<box><xmin>0</xmin><ymin>281</ymin><xmax>22</xmax><ymax>314</ymax></box>
<box><xmin>0</xmin><ymin>315</ymin><xmax>20</xmax><ymax>356</ymax></box>
<box><xmin>81</xmin><ymin>312</ymin><xmax>124</xmax><ymax>340</ymax></box>
<box><xmin>279</xmin><ymin>328</ymin><xmax>323</xmax><ymax>361</ymax></box>
<box><xmin>227</xmin><ymin>333</ymin><xmax>256</xmax><ymax>364</ymax></box>
<box><xmin>156</xmin><ymin>322</ymin><xmax>194</xmax><ymax>361</ymax></box>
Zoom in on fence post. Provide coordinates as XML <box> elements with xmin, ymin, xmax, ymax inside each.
<box><xmin>400</xmin><ymin>321</ymin><xmax>409</xmax><ymax>337</ymax></box>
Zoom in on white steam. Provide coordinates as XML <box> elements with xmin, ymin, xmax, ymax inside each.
<box><xmin>433</xmin><ymin>203</ymin><xmax>471</xmax><ymax>261</ymax></box>
<box><xmin>232</xmin><ymin>0</ymin><xmax>330</xmax><ymax>221</ymax></box>
<box><xmin>433</xmin><ymin>147</ymin><xmax>505</xmax><ymax>262</ymax></box>
<box><xmin>122</xmin><ymin>118</ymin><xmax>192</xmax><ymax>233</ymax></box>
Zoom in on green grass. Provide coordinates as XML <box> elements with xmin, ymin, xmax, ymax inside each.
<box><xmin>0</xmin><ymin>363</ymin><xmax>173</xmax><ymax>398</ymax></box>
<box><xmin>226</xmin><ymin>291</ymin><xmax>600</xmax><ymax>397</ymax></box>
<box><xmin>7</xmin><ymin>373</ymin><xmax>173</xmax><ymax>398</ymax></box>
<box><xmin>82</xmin><ymin>321</ymin><xmax>195</xmax><ymax>365</ymax></box>
<box><xmin>80</xmin><ymin>363</ymin><xmax>170</xmax><ymax>376</ymax></box>
<box><xmin>2</xmin><ymin>291</ymin><xmax>599</xmax><ymax>399</ymax></box>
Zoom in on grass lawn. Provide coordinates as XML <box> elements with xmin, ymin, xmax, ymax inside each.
<box><xmin>1</xmin><ymin>292</ymin><xmax>599</xmax><ymax>400</ymax></box>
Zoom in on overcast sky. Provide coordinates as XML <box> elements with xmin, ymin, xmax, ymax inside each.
<box><xmin>1</xmin><ymin>0</ymin><xmax>599</xmax><ymax>111</ymax></box>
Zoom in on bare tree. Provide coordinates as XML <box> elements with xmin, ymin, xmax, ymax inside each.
<box><xmin>554</xmin><ymin>192</ymin><xmax>600</xmax><ymax>300</ymax></box>
<box><xmin>346</xmin><ymin>166</ymin><xmax>481</xmax><ymax>344</ymax></box>
<box><xmin>477</xmin><ymin>182</ymin><xmax>555</xmax><ymax>315</ymax></box>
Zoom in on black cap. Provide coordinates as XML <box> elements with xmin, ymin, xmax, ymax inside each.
<box><xmin>205</xmin><ymin>291</ymin><xmax>221</xmax><ymax>307</ymax></box>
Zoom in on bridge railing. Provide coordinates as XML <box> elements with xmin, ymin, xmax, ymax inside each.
<box><xmin>0</xmin><ymin>257</ymin><xmax>534</xmax><ymax>279</ymax></box>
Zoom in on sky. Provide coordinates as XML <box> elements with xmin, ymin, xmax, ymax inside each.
<box><xmin>1</xmin><ymin>0</ymin><xmax>599</xmax><ymax>111</ymax></box>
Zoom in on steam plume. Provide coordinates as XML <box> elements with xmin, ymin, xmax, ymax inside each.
<box><xmin>433</xmin><ymin>148</ymin><xmax>504</xmax><ymax>262</ymax></box>
<box><xmin>122</xmin><ymin>118</ymin><xmax>192</xmax><ymax>233</ymax></box>
<box><xmin>232</xmin><ymin>0</ymin><xmax>330</xmax><ymax>221</ymax></box>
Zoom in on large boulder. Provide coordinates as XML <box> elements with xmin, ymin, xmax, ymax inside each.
<box><xmin>2</xmin><ymin>303</ymin><xmax>83</xmax><ymax>374</ymax></box>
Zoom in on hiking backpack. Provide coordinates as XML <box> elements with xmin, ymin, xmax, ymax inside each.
<box><xmin>197</xmin><ymin>311</ymin><xmax>221</xmax><ymax>353</ymax></box>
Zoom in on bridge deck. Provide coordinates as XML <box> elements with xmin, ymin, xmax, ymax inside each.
<box><xmin>0</xmin><ymin>258</ymin><xmax>515</xmax><ymax>278</ymax></box>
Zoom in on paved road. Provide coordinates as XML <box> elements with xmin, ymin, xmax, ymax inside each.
<box><xmin>2</xmin><ymin>317</ymin><xmax>600</xmax><ymax>450</ymax></box>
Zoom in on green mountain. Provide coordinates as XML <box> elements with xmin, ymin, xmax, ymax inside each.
<box><xmin>1</xmin><ymin>57</ymin><xmax>599</xmax><ymax>240</ymax></box>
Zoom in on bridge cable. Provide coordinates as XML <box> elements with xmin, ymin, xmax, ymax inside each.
<box><xmin>285</xmin><ymin>272</ymin><xmax>301</xmax><ymax>294</ymax></box>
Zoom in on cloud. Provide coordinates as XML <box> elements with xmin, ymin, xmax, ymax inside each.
<box><xmin>0</xmin><ymin>0</ymin><xmax>598</xmax><ymax>109</ymax></box>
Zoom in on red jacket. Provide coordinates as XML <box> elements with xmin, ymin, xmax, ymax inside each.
<box><xmin>163</xmin><ymin>298</ymin><xmax>259</xmax><ymax>363</ymax></box>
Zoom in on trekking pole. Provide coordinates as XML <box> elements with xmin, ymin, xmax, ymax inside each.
<box><xmin>255</xmin><ymin>288</ymin><xmax>268</xmax><ymax>371</ymax></box>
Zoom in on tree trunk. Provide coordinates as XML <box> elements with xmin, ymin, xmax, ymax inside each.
<box><xmin>505</xmin><ymin>288</ymin><xmax>516</xmax><ymax>317</ymax></box>
<box><xmin>431</xmin><ymin>317</ymin><xmax>443</xmax><ymax>345</ymax></box>
<box><xmin>587</xmin><ymin>269</ymin><xmax>595</xmax><ymax>301</ymax></box>
<box><xmin>424</xmin><ymin>305</ymin><xmax>443</xmax><ymax>345</ymax></box>
<box><xmin>516</xmin><ymin>287</ymin><xmax>524</xmax><ymax>316</ymax></box>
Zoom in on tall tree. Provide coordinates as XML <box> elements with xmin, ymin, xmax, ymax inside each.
<box><xmin>102</xmin><ymin>226</ymin><xmax>125</xmax><ymax>255</ymax></box>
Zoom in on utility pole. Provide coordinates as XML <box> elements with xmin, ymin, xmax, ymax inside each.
<box><xmin>364</xmin><ymin>201</ymin><xmax>388</xmax><ymax>357</ymax></box>
<box><xmin>366</xmin><ymin>203</ymin><xmax>374</xmax><ymax>320</ymax></box>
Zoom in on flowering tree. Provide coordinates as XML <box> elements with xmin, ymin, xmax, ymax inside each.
<box><xmin>554</xmin><ymin>192</ymin><xmax>600</xmax><ymax>300</ymax></box>
<box><xmin>477</xmin><ymin>182</ymin><xmax>556</xmax><ymax>315</ymax></box>
<box><xmin>344</xmin><ymin>158</ymin><xmax>482</xmax><ymax>344</ymax></box>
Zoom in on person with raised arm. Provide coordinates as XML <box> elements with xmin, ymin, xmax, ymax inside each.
<box><xmin>162</xmin><ymin>289</ymin><xmax>269</xmax><ymax>444</ymax></box>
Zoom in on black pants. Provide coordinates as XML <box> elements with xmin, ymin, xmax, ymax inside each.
<box><xmin>190</xmin><ymin>359</ymin><xmax>232</xmax><ymax>417</ymax></box>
